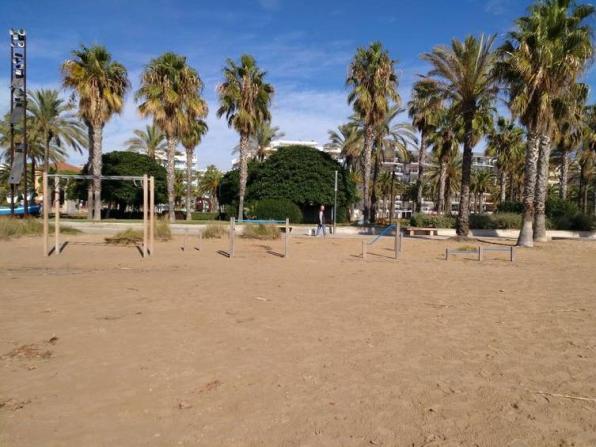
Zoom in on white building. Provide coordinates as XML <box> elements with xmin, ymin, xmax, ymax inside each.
<box><xmin>232</xmin><ymin>139</ymin><xmax>337</xmax><ymax>168</ymax></box>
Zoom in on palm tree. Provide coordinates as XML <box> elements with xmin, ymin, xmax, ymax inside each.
<box><xmin>180</xmin><ymin>119</ymin><xmax>208</xmax><ymax>220</ymax></box>
<box><xmin>326</xmin><ymin>123</ymin><xmax>362</xmax><ymax>173</ymax></box>
<box><xmin>198</xmin><ymin>165</ymin><xmax>224</xmax><ymax>212</ymax></box>
<box><xmin>408</xmin><ymin>79</ymin><xmax>443</xmax><ymax>212</ymax></box>
<box><xmin>471</xmin><ymin>169</ymin><xmax>495</xmax><ymax>213</ymax></box>
<box><xmin>216</xmin><ymin>54</ymin><xmax>274</xmax><ymax>220</ymax></box>
<box><xmin>486</xmin><ymin>117</ymin><xmax>525</xmax><ymax>203</ymax></box>
<box><xmin>422</xmin><ymin>34</ymin><xmax>498</xmax><ymax>236</ymax></box>
<box><xmin>251</xmin><ymin>122</ymin><xmax>284</xmax><ymax>161</ymax></box>
<box><xmin>136</xmin><ymin>52</ymin><xmax>208</xmax><ymax>222</ymax></box>
<box><xmin>125</xmin><ymin>124</ymin><xmax>167</xmax><ymax>160</ymax></box>
<box><xmin>347</xmin><ymin>41</ymin><xmax>400</xmax><ymax>223</ymax></box>
<box><xmin>497</xmin><ymin>0</ymin><xmax>594</xmax><ymax>245</ymax></box>
<box><xmin>27</xmin><ymin>89</ymin><xmax>86</xmax><ymax>176</ymax></box>
<box><xmin>62</xmin><ymin>45</ymin><xmax>130</xmax><ymax>220</ymax></box>
<box><xmin>427</xmin><ymin>111</ymin><xmax>460</xmax><ymax>214</ymax></box>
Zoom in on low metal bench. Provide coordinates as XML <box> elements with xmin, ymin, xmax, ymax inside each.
<box><xmin>445</xmin><ymin>245</ymin><xmax>515</xmax><ymax>262</ymax></box>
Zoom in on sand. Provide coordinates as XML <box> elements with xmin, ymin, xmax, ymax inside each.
<box><xmin>1</xmin><ymin>233</ymin><xmax>595</xmax><ymax>446</ymax></box>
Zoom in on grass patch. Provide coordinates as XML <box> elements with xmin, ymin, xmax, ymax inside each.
<box><xmin>456</xmin><ymin>245</ymin><xmax>478</xmax><ymax>252</ymax></box>
<box><xmin>202</xmin><ymin>224</ymin><xmax>226</xmax><ymax>239</ymax></box>
<box><xmin>241</xmin><ymin>224</ymin><xmax>280</xmax><ymax>240</ymax></box>
<box><xmin>105</xmin><ymin>228</ymin><xmax>143</xmax><ymax>245</ymax></box>
<box><xmin>0</xmin><ymin>217</ymin><xmax>80</xmax><ymax>240</ymax></box>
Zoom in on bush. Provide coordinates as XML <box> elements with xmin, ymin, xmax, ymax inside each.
<box><xmin>156</xmin><ymin>218</ymin><xmax>172</xmax><ymax>241</ymax></box>
<box><xmin>409</xmin><ymin>213</ymin><xmax>456</xmax><ymax>228</ymax></box>
<box><xmin>0</xmin><ymin>217</ymin><xmax>80</xmax><ymax>240</ymax></box>
<box><xmin>546</xmin><ymin>198</ymin><xmax>595</xmax><ymax>231</ymax></box>
<box><xmin>496</xmin><ymin>201</ymin><xmax>523</xmax><ymax>213</ymax></box>
<box><xmin>191</xmin><ymin>212</ymin><xmax>219</xmax><ymax>221</ymax></box>
<box><xmin>469</xmin><ymin>213</ymin><xmax>521</xmax><ymax>230</ymax></box>
<box><xmin>105</xmin><ymin>228</ymin><xmax>143</xmax><ymax>245</ymax></box>
<box><xmin>241</xmin><ymin>224</ymin><xmax>280</xmax><ymax>239</ymax></box>
<box><xmin>202</xmin><ymin>224</ymin><xmax>226</xmax><ymax>239</ymax></box>
<box><xmin>252</xmin><ymin>198</ymin><xmax>303</xmax><ymax>223</ymax></box>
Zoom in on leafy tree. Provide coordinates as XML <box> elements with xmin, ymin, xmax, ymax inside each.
<box><xmin>217</xmin><ymin>54</ymin><xmax>274</xmax><ymax>220</ymax></box>
<box><xmin>347</xmin><ymin>41</ymin><xmax>400</xmax><ymax>223</ymax></box>
<box><xmin>125</xmin><ymin>124</ymin><xmax>167</xmax><ymax>160</ymax></box>
<box><xmin>219</xmin><ymin>145</ymin><xmax>357</xmax><ymax>223</ymax></box>
<box><xmin>74</xmin><ymin>151</ymin><xmax>166</xmax><ymax>213</ymax></box>
<box><xmin>136</xmin><ymin>52</ymin><xmax>208</xmax><ymax>222</ymax></box>
<box><xmin>422</xmin><ymin>34</ymin><xmax>498</xmax><ymax>236</ymax></box>
<box><xmin>62</xmin><ymin>45</ymin><xmax>130</xmax><ymax>220</ymax></box>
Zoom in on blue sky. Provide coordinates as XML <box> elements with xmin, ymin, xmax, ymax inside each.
<box><xmin>1</xmin><ymin>0</ymin><xmax>594</xmax><ymax>170</ymax></box>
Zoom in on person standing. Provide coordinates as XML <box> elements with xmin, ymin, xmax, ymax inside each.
<box><xmin>316</xmin><ymin>205</ymin><xmax>326</xmax><ymax>237</ymax></box>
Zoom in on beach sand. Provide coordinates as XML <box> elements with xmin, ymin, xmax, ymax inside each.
<box><xmin>1</xmin><ymin>234</ymin><xmax>595</xmax><ymax>446</ymax></box>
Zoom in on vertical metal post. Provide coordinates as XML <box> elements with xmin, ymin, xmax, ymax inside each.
<box><xmin>333</xmin><ymin>170</ymin><xmax>338</xmax><ymax>235</ymax></box>
<box><xmin>285</xmin><ymin>218</ymin><xmax>289</xmax><ymax>258</ymax></box>
<box><xmin>142</xmin><ymin>174</ymin><xmax>148</xmax><ymax>258</ymax></box>
<box><xmin>229</xmin><ymin>217</ymin><xmax>235</xmax><ymax>257</ymax></box>
<box><xmin>22</xmin><ymin>31</ymin><xmax>28</xmax><ymax>216</ymax></box>
<box><xmin>198</xmin><ymin>228</ymin><xmax>202</xmax><ymax>251</ymax></box>
<box><xmin>43</xmin><ymin>172</ymin><xmax>48</xmax><ymax>256</ymax></box>
<box><xmin>510</xmin><ymin>246</ymin><xmax>515</xmax><ymax>262</ymax></box>
<box><xmin>478</xmin><ymin>246</ymin><xmax>483</xmax><ymax>261</ymax></box>
<box><xmin>183</xmin><ymin>229</ymin><xmax>188</xmax><ymax>252</ymax></box>
<box><xmin>445</xmin><ymin>248</ymin><xmax>449</xmax><ymax>261</ymax></box>
<box><xmin>362</xmin><ymin>240</ymin><xmax>367</xmax><ymax>260</ymax></box>
<box><xmin>150</xmin><ymin>176</ymin><xmax>155</xmax><ymax>255</ymax></box>
<box><xmin>54</xmin><ymin>177</ymin><xmax>60</xmax><ymax>255</ymax></box>
<box><xmin>394</xmin><ymin>224</ymin><xmax>399</xmax><ymax>259</ymax></box>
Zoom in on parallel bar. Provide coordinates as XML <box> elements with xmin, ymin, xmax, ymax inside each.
<box><xmin>54</xmin><ymin>177</ymin><xmax>60</xmax><ymax>255</ymax></box>
<box><xmin>46</xmin><ymin>174</ymin><xmax>146</xmax><ymax>180</ymax></box>
<box><xmin>142</xmin><ymin>174</ymin><xmax>148</xmax><ymax>258</ymax></box>
<box><xmin>149</xmin><ymin>176</ymin><xmax>155</xmax><ymax>255</ymax></box>
<box><xmin>42</xmin><ymin>172</ymin><xmax>48</xmax><ymax>256</ymax></box>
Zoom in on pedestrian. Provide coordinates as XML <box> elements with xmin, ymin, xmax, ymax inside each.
<box><xmin>316</xmin><ymin>205</ymin><xmax>326</xmax><ymax>237</ymax></box>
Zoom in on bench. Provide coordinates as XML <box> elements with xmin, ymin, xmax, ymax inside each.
<box><xmin>404</xmin><ymin>227</ymin><xmax>439</xmax><ymax>237</ymax></box>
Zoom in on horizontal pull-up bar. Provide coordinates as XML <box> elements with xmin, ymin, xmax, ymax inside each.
<box><xmin>46</xmin><ymin>174</ymin><xmax>147</xmax><ymax>181</ymax></box>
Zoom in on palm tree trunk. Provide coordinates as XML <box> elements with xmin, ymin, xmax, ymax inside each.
<box><xmin>456</xmin><ymin>114</ymin><xmax>474</xmax><ymax>236</ymax></box>
<box><xmin>438</xmin><ymin>158</ymin><xmax>447</xmax><ymax>214</ymax></box>
<box><xmin>559</xmin><ymin>151</ymin><xmax>569</xmax><ymax>200</ymax></box>
<box><xmin>370</xmin><ymin>156</ymin><xmax>380</xmax><ymax>223</ymax></box>
<box><xmin>533</xmin><ymin>134</ymin><xmax>551</xmax><ymax>242</ymax></box>
<box><xmin>415</xmin><ymin>132</ymin><xmax>426</xmax><ymax>213</ymax></box>
<box><xmin>91</xmin><ymin>124</ymin><xmax>103</xmax><ymax>221</ymax></box>
<box><xmin>479</xmin><ymin>192</ymin><xmax>484</xmax><ymax>214</ymax></box>
<box><xmin>185</xmin><ymin>147</ymin><xmax>193</xmax><ymax>221</ymax></box>
<box><xmin>362</xmin><ymin>126</ymin><xmax>374</xmax><ymax>223</ymax></box>
<box><xmin>86</xmin><ymin>123</ymin><xmax>94</xmax><ymax>220</ymax></box>
<box><xmin>444</xmin><ymin>176</ymin><xmax>452</xmax><ymax>216</ymax></box>
<box><xmin>166</xmin><ymin>136</ymin><xmax>177</xmax><ymax>222</ymax></box>
<box><xmin>238</xmin><ymin>134</ymin><xmax>250</xmax><ymax>220</ymax></box>
<box><xmin>44</xmin><ymin>133</ymin><xmax>50</xmax><ymax>174</ymax></box>
<box><xmin>499</xmin><ymin>171</ymin><xmax>506</xmax><ymax>203</ymax></box>
<box><xmin>517</xmin><ymin>133</ymin><xmax>539</xmax><ymax>247</ymax></box>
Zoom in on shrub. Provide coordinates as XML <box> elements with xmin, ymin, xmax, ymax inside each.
<box><xmin>156</xmin><ymin>218</ymin><xmax>172</xmax><ymax>241</ymax></box>
<box><xmin>469</xmin><ymin>213</ymin><xmax>521</xmax><ymax>230</ymax></box>
<box><xmin>253</xmin><ymin>198</ymin><xmax>303</xmax><ymax>223</ymax></box>
<box><xmin>0</xmin><ymin>217</ymin><xmax>80</xmax><ymax>240</ymax></box>
<box><xmin>410</xmin><ymin>213</ymin><xmax>456</xmax><ymax>228</ymax></box>
<box><xmin>191</xmin><ymin>212</ymin><xmax>219</xmax><ymax>221</ymax></box>
<box><xmin>105</xmin><ymin>228</ymin><xmax>143</xmax><ymax>245</ymax></box>
<box><xmin>546</xmin><ymin>198</ymin><xmax>595</xmax><ymax>231</ymax></box>
<box><xmin>241</xmin><ymin>224</ymin><xmax>280</xmax><ymax>240</ymax></box>
<box><xmin>496</xmin><ymin>201</ymin><xmax>523</xmax><ymax>213</ymax></box>
<box><xmin>202</xmin><ymin>224</ymin><xmax>226</xmax><ymax>239</ymax></box>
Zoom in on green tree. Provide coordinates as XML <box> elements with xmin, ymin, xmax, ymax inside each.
<box><xmin>180</xmin><ymin>119</ymin><xmax>208</xmax><ymax>220</ymax></box>
<box><xmin>422</xmin><ymin>34</ymin><xmax>498</xmax><ymax>236</ymax></box>
<box><xmin>198</xmin><ymin>165</ymin><xmax>223</xmax><ymax>212</ymax></box>
<box><xmin>408</xmin><ymin>79</ymin><xmax>443</xmax><ymax>212</ymax></box>
<box><xmin>125</xmin><ymin>124</ymin><xmax>167</xmax><ymax>160</ymax></box>
<box><xmin>62</xmin><ymin>45</ymin><xmax>130</xmax><ymax>220</ymax></box>
<box><xmin>216</xmin><ymin>54</ymin><xmax>274</xmax><ymax>220</ymax></box>
<box><xmin>497</xmin><ymin>0</ymin><xmax>594</xmax><ymax>245</ymax></box>
<box><xmin>347</xmin><ymin>41</ymin><xmax>400</xmax><ymax>223</ymax></box>
<box><xmin>251</xmin><ymin>122</ymin><xmax>284</xmax><ymax>161</ymax></box>
<box><xmin>326</xmin><ymin>123</ymin><xmax>363</xmax><ymax>174</ymax></box>
<box><xmin>136</xmin><ymin>52</ymin><xmax>208</xmax><ymax>222</ymax></box>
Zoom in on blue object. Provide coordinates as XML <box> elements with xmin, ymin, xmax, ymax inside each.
<box><xmin>0</xmin><ymin>204</ymin><xmax>42</xmax><ymax>216</ymax></box>
<box><xmin>368</xmin><ymin>224</ymin><xmax>396</xmax><ymax>245</ymax></box>
<box><xmin>239</xmin><ymin>219</ymin><xmax>286</xmax><ymax>224</ymax></box>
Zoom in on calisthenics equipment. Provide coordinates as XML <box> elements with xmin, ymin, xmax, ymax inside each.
<box><xmin>226</xmin><ymin>218</ymin><xmax>290</xmax><ymax>258</ymax></box>
<box><xmin>362</xmin><ymin>223</ymin><xmax>402</xmax><ymax>261</ymax></box>
<box><xmin>42</xmin><ymin>173</ymin><xmax>155</xmax><ymax>258</ymax></box>
<box><xmin>445</xmin><ymin>245</ymin><xmax>515</xmax><ymax>262</ymax></box>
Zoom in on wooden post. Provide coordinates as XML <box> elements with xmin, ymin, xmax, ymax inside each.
<box><xmin>284</xmin><ymin>218</ymin><xmax>289</xmax><ymax>258</ymax></box>
<box><xmin>362</xmin><ymin>240</ymin><xmax>367</xmax><ymax>260</ymax></box>
<box><xmin>445</xmin><ymin>248</ymin><xmax>449</xmax><ymax>261</ymax></box>
<box><xmin>43</xmin><ymin>172</ymin><xmax>48</xmax><ymax>256</ymax></box>
<box><xmin>478</xmin><ymin>246</ymin><xmax>483</xmax><ymax>261</ymax></box>
<box><xmin>142</xmin><ymin>175</ymin><xmax>148</xmax><ymax>258</ymax></box>
<box><xmin>229</xmin><ymin>217</ymin><xmax>235</xmax><ymax>258</ymax></box>
<box><xmin>54</xmin><ymin>177</ymin><xmax>60</xmax><ymax>255</ymax></box>
<box><xmin>510</xmin><ymin>246</ymin><xmax>515</xmax><ymax>262</ymax></box>
<box><xmin>149</xmin><ymin>176</ymin><xmax>155</xmax><ymax>255</ymax></box>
